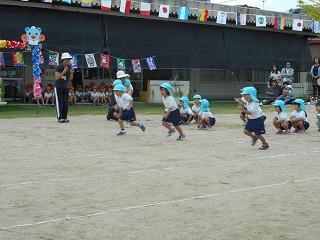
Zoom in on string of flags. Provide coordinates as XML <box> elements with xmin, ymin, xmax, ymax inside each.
<box><xmin>20</xmin><ymin>0</ymin><xmax>320</xmax><ymax>33</ymax></box>
<box><xmin>0</xmin><ymin>47</ymin><xmax>157</xmax><ymax>71</ymax></box>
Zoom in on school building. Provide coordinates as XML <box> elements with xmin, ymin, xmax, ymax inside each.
<box><xmin>0</xmin><ymin>0</ymin><xmax>318</xmax><ymax>100</ymax></box>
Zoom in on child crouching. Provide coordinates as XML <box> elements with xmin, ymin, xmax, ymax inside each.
<box><xmin>272</xmin><ymin>100</ymin><xmax>291</xmax><ymax>134</ymax></box>
<box><xmin>198</xmin><ymin>99</ymin><xmax>216</xmax><ymax>130</ymax></box>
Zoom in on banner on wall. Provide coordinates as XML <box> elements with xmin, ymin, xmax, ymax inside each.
<box><xmin>146</xmin><ymin>56</ymin><xmax>156</xmax><ymax>70</ymax></box>
<box><xmin>100</xmin><ymin>53</ymin><xmax>110</xmax><ymax>68</ymax></box>
<box><xmin>85</xmin><ymin>54</ymin><xmax>97</xmax><ymax>68</ymax></box>
<box><xmin>132</xmin><ymin>59</ymin><xmax>142</xmax><ymax>73</ymax></box>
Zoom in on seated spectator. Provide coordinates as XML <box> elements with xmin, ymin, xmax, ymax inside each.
<box><xmin>90</xmin><ymin>85</ymin><xmax>99</xmax><ymax>105</ymax></box>
<box><xmin>281</xmin><ymin>62</ymin><xmax>294</xmax><ymax>84</ymax></box>
<box><xmin>44</xmin><ymin>85</ymin><xmax>55</xmax><ymax>106</ymax></box>
<box><xmin>277</xmin><ymin>82</ymin><xmax>295</xmax><ymax>104</ymax></box>
<box><xmin>262</xmin><ymin>79</ymin><xmax>283</xmax><ymax>105</ymax></box>
<box><xmin>98</xmin><ymin>86</ymin><xmax>107</xmax><ymax>105</ymax></box>
<box><xmin>24</xmin><ymin>83</ymin><xmax>33</xmax><ymax>103</ymax></box>
<box><xmin>84</xmin><ymin>86</ymin><xmax>91</xmax><ymax>103</ymax></box>
<box><xmin>75</xmin><ymin>85</ymin><xmax>85</xmax><ymax>103</ymax></box>
<box><xmin>69</xmin><ymin>86</ymin><xmax>77</xmax><ymax>105</ymax></box>
<box><xmin>269</xmin><ymin>65</ymin><xmax>281</xmax><ymax>86</ymax></box>
<box><xmin>106</xmin><ymin>86</ymin><xmax>113</xmax><ymax>103</ymax></box>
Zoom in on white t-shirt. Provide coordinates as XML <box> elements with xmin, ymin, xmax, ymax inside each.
<box><xmin>44</xmin><ymin>92</ymin><xmax>53</xmax><ymax>98</ymax></box>
<box><xmin>69</xmin><ymin>92</ymin><xmax>75</xmax><ymax>97</ymax></box>
<box><xmin>91</xmin><ymin>91</ymin><xmax>99</xmax><ymax>98</ymax></box>
<box><xmin>119</xmin><ymin>93</ymin><xmax>133</xmax><ymax>110</ymax></box>
<box><xmin>291</xmin><ymin>110</ymin><xmax>309</xmax><ymax>123</ymax></box>
<box><xmin>126</xmin><ymin>84</ymin><xmax>134</xmax><ymax>96</ymax></box>
<box><xmin>246</xmin><ymin>101</ymin><xmax>264</xmax><ymax>119</ymax></box>
<box><xmin>274</xmin><ymin>112</ymin><xmax>289</xmax><ymax>121</ymax></box>
<box><xmin>75</xmin><ymin>90</ymin><xmax>84</xmax><ymax>97</ymax></box>
<box><xmin>99</xmin><ymin>92</ymin><xmax>106</xmax><ymax>98</ymax></box>
<box><xmin>163</xmin><ymin>96</ymin><xmax>178</xmax><ymax>112</ymax></box>
<box><xmin>180</xmin><ymin>107</ymin><xmax>193</xmax><ymax>115</ymax></box>
<box><xmin>200</xmin><ymin>111</ymin><xmax>214</xmax><ymax>119</ymax></box>
<box><xmin>192</xmin><ymin>105</ymin><xmax>201</xmax><ymax>113</ymax></box>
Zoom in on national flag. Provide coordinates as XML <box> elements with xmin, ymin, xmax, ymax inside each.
<box><xmin>178</xmin><ymin>7</ymin><xmax>189</xmax><ymax>21</ymax></box>
<box><xmin>0</xmin><ymin>53</ymin><xmax>5</xmax><ymax>68</ymax></box>
<box><xmin>100</xmin><ymin>54</ymin><xmax>110</xmax><ymax>68</ymax></box>
<box><xmin>159</xmin><ymin>4</ymin><xmax>170</xmax><ymax>19</ymax></box>
<box><xmin>117</xmin><ymin>58</ymin><xmax>126</xmax><ymax>69</ymax></box>
<box><xmin>120</xmin><ymin>0</ymin><xmax>131</xmax><ymax>14</ymax></box>
<box><xmin>61</xmin><ymin>0</ymin><xmax>72</xmax><ymax>4</ymax></box>
<box><xmin>216</xmin><ymin>11</ymin><xmax>227</xmax><ymax>25</ymax></box>
<box><xmin>292</xmin><ymin>19</ymin><xmax>304</xmax><ymax>32</ymax></box>
<box><xmin>132</xmin><ymin>59</ymin><xmax>142</xmax><ymax>73</ymax></box>
<box><xmin>101</xmin><ymin>0</ymin><xmax>112</xmax><ymax>11</ymax></box>
<box><xmin>12</xmin><ymin>52</ymin><xmax>24</xmax><ymax>66</ymax></box>
<box><xmin>140</xmin><ymin>2</ymin><xmax>151</xmax><ymax>16</ymax></box>
<box><xmin>198</xmin><ymin>9</ymin><xmax>208</xmax><ymax>22</ymax></box>
<box><xmin>236</xmin><ymin>13</ymin><xmax>246</xmax><ymax>26</ymax></box>
<box><xmin>81</xmin><ymin>0</ymin><xmax>93</xmax><ymax>7</ymax></box>
<box><xmin>85</xmin><ymin>54</ymin><xmax>97</xmax><ymax>68</ymax></box>
<box><xmin>146</xmin><ymin>57</ymin><xmax>156</xmax><ymax>70</ymax></box>
<box><xmin>274</xmin><ymin>17</ymin><xmax>285</xmax><ymax>30</ymax></box>
<box><xmin>256</xmin><ymin>15</ymin><xmax>266</xmax><ymax>27</ymax></box>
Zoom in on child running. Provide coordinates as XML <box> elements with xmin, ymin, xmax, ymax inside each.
<box><xmin>198</xmin><ymin>99</ymin><xmax>216</xmax><ymax>130</ymax></box>
<box><xmin>192</xmin><ymin>95</ymin><xmax>202</xmax><ymax>126</ymax></box>
<box><xmin>289</xmin><ymin>99</ymin><xmax>309</xmax><ymax>133</ymax></box>
<box><xmin>160</xmin><ymin>83</ymin><xmax>186</xmax><ymax>141</ymax></box>
<box><xmin>238</xmin><ymin>87</ymin><xmax>269</xmax><ymax>150</ymax></box>
<box><xmin>272</xmin><ymin>100</ymin><xmax>291</xmax><ymax>134</ymax></box>
<box><xmin>179</xmin><ymin>97</ymin><xmax>193</xmax><ymax>124</ymax></box>
<box><xmin>113</xmin><ymin>84</ymin><xmax>145</xmax><ymax>136</ymax></box>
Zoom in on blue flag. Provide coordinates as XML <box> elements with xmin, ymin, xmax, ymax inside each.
<box><xmin>61</xmin><ymin>0</ymin><xmax>72</xmax><ymax>4</ymax></box>
<box><xmin>178</xmin><ymin>7</ymin><xmax>189</xmax><ymax>21</ymax></box>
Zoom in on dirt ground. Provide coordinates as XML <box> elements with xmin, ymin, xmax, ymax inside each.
<box><xmin>0</xmin><ymin>110</ymin><xmax>320</xmax><ymax>240</ymax></box>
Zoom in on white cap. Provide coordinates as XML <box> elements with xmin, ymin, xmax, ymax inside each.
<box><xmin>287</xmin><ymin>85</ymin><xmax>292</xmax><ymax>89</ymax></box>
<box><xmin>61</xmin><ymin>52</ymin><xmax>72</xmax><ymax>60</ymax></box>
<box><xmin>116</xmin><ymin>70</ymin><xmax>130</xmax><ymax>79</ymax></box>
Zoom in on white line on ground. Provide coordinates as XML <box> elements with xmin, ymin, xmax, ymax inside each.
<box><xmin>0</xmin><ymin>175</ymin><xmax>319</xmax><ymax>231</ymax></box>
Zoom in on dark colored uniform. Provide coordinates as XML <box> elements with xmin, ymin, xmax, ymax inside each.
<box><xmin>54</xmin><ymin>65</ymin><xmax>71</xmax><ymax>120</ymax></box>
<box><xmin>107</xmin><ymin>93</ymin><xmax>119</xmax><ymax>121</ymax></box>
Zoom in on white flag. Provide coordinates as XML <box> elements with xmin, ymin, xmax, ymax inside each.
<box><xmin>159</xmin><ymin>4</ymin><xmax>170</xmax><ymax>19</ymax></box>
<box><xmin>292</xmin><ymin>19</ymin><xmax>304</xmax><ymax>32</ymax></box>
<box><xmin>216</xmin><ymin>11</ymin><xmax>227</xmax><ymax>25</ymax></box>
<box><xmin>236</xmin><ymin>13</ymin><xmax>246</xmax><ymax>26</ymax></box>
<box><xmin>256</xmin><ymin>15</ymin><xmax>266</xmax><ymax>27</ymax></box>
<box><xmin>85</xmin><ymin>54</ymin><xmax>97</xmax><ymax>68</ymax></box>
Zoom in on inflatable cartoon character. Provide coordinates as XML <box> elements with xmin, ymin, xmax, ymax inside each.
<box><xmin>21</xmin><ymin>26</ymin><xmax>45</xmax><ymax>48</ymax></box>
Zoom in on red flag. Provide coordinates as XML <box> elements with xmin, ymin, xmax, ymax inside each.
<box><xmin>101</xmin><ymin>0</ymin><xmax>111</xmax><ymax>11</ymax></box>
<box><xmin>100</xmin><ymin>54</ymin><xmax>110</xmax><ymax>68</ymax></box>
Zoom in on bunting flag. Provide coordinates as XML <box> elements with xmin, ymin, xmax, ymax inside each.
<box><xmin>140</xmin><ymin>2</ymin><xmax>151</xmax><ymax>16</ymax></box>
<box><xmin>101</xmin><ymin>0</ymin><xmax>112</xmax><ymax>11</ymax></box>
<box><xmin>159</xmin><ymin>4</ymin><xmax>170</xmax><ymax>18</ymax></box>
<box><xmin>274</xmin><ymin>17</ymin><xmax>285</xmax><ymax>30</ymax></box>
<box><xmin>236</xmin><ymin>13</ymin><xmax>246</xmax><ymax>26</ymax></box>
<box><xmin>216</xmin><ymin>11</ymin><xmax>227</xmax><ymax>25</ymax></box>
<box><xmin>42</xmin><ymin>0</ymin><xmax>52</xmax><ymax>3</ymax></box>
<box><xmin>198</xmin><ymin>9</ymin><xmax>208</xmax><ymax>22</ymax></box>
<box><xmin>312</xmin><ymin>20</ymin><xmax>320</xmax><ymax>34</ymax></box>
<box><xmin>256</xmin><ymin>15</ymin><xmax>267</xmax><ymax>27</ymax></box>
<box><xmin>120</xmin><ymin>0</ymin><xmax>131</xmax><ymax>14</ymax></box>
<box><xmin>81</xmin><ymin>0</ymin><xmax>93</xmax><ymax>7</ymax></box>
<box><xmin>178</xmin><ymin>7</ymin><xmax>189</xmax><ymax>21</ymax></box>
<box><xmin>61</xmin><ymin>0</ymin><xmax>71</xmax><ymax>3</ymax></box>
<box><xmin>0</xmin><ymin>53</ymin><xmax>4</xmax><ymax>68</ymax></box>
<box><xmin>292</xmin><ymin>19</ymin><xmax>303</xmax><ymax>32</ymax></box>
<box><xmin>146</xmin><ymin>57</ymin><xmax>156</xmax><ymax>70</ymax></box>
<box><xmin>12</xmin><ymin>52</ymin><xmax>24</xmax><ymax>66</ymax></box>
<box><xmin>39</xmin><ymin>51</ymin><xmax>44</xmax><ymax>64</ymax></box>
<box><xmin>132</xmin><ymin>59</ymin><xmax>142</xmax><ymax>73</ymax></box>
<box><xmin>117</xmin><ymin>58</ymin><xmax>126</xmax><ymax>69</ymax></box>
<box><xmin>85</xmin><ymin>54</ymin><xmax>97</xmax><ymax>68</ymax></box>
<box><xmin>70</xmin><ymin>54</ymin><xmax>78</xmax><ymax>68</ymax></box>
<box><xmin>48</xmin><ymin>52</ymin><xmax>59</xmax><ymax>66</ymax></box>
<box><xmin>100</xmin><ymin>53</ymin><xmax>110</xmax><ymax>68</ymax></box>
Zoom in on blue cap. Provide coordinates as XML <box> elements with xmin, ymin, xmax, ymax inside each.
<box><xmin>179</xmin><ymin>97</ymin><xmax>190</xmax><ymax>109</ymax></box>
<box><xmin>273</xmin><ymin>100</ymin><xmax>286</xmax><ymax>112</ymax></box>
<box><xmin>241</xmin><ymin>87</ymin><xmax>259</xmax><ymax>102</ymax></box>
<box><xmin>192</xmin><ymin>94</ymin><xmax>202</xmax><ymax>100</ymax></box>
<box><xmin>123</xmin><ymin>79</ymin><xmax>131</xmax><ymax>88</ymax></box>
<box><xmin>160</xmin><ymin>83</ymin><xmax>173</xmax><ymax>94</ymax></box>
<box><xmin>200</xmin><ymin>99</ymin><xmax>210</xmax><ymax>112</ymax></box>
<box><xmin>293</xmin><ymin>99</ymin><xmax>306</xmax><ymax>111</ymax></box>
<box><xmin>113</xmin><ymin>84</ymin><xmax>126</xmax><ymax>92</ymax></box>
<box><xmin>113</xmin><ymin>79</ymin><xmax>122</xmax><ymax>86</ymax></box>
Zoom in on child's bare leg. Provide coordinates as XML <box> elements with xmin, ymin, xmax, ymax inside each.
<box><xmin>273</xmin><ymin>119</ymin><xmax>280</xmax><ymax>129</ymax></box>
<box><xmin>280</xmin><ymin>122</ymin><xmax>289</xmax><ymax>130</ymax></box>
<box><xmin>240</xmin><ymin>114</ymin><xmax>246</xmax><ymax>122</ymax></box>
<box><xmin>297</xmin><ymin>121</ymin><xmax>305</xmax><ymax>130</ymax></box>
<box><xmin>204</xmin><ymin>117</ymin><xmax>210</xmax><ymax>126</ymax></box>
<box><xmin>244</xmin><ymin>129</ymin><xmax>254</xmax><ymax>138</ymax></box>
<box><xmin>162</xmin><ymin>121</ymin><xmax>172</xmax><ymax>130</ymax></box>
<box><xmin>118</xmin><ymin>119</ymin><xmax>125</xmax><ymax>129</ymax></box>
<box><xmin>130</xmin><ymin>121</ymin><xmax>138</xmax><ymax>127</ymax></box>
<box><xmin>174</xmin><ymin>125</ymin><xmax>184</xmax><ymax>136</ymax></box>
<box><xmin>258</xmin><ymin>135</ymin><xmax>267</xmax><ymax>144</ymax></box>
<box><xmin>114</xmin><ymin>112</ymin><xmax>120</xmax><ymax>119</ymax></box>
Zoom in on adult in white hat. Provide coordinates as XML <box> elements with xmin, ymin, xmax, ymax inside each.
<box><xmin>54</xmin><ymin>52</ymin><xmax>74</xmax><ymax>123</ymax></box>
<box><xmin>116</xmin><ymin>70</ymin><xmax>133</xmax><ymax>96</ymax></box>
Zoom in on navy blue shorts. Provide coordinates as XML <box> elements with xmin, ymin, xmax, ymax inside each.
<box><xmin>289</xmin><ymin>121</ymin><xmax>309</xmax><ymax>130</ymax></box>
<box><xmin>120</xmin><ymin>108</ymin><xmax>136</xmax><ymax>122</ymax></box>
<box><xmin>181</xmin><ymin>113</ymin><xmax>194</xmax><ymax>123</ymax></box>
<box><xmin>245</xmin><ymin>117</ymin><xmax>266</xmax><ymax>135</ymax></box>
<box><xmin>209</xmin><ymin>117</ymin><xmax>216</xmax><ymax>126</ymax></box>
<box><xmin>163</xmin><ymin>109</ymin><xmax>182</xmax><ymax>126</ymax></box>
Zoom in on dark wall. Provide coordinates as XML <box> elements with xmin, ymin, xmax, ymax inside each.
<box><xmin>0</xmin><ymin>5</ymin><xmax>312</xmax><ymax>71</ymax></box>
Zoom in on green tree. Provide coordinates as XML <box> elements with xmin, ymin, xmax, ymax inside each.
<box><xmin>299</xmin><ymin>0</ymin><xmax>320</xmax><ymax>20</ymax></box>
